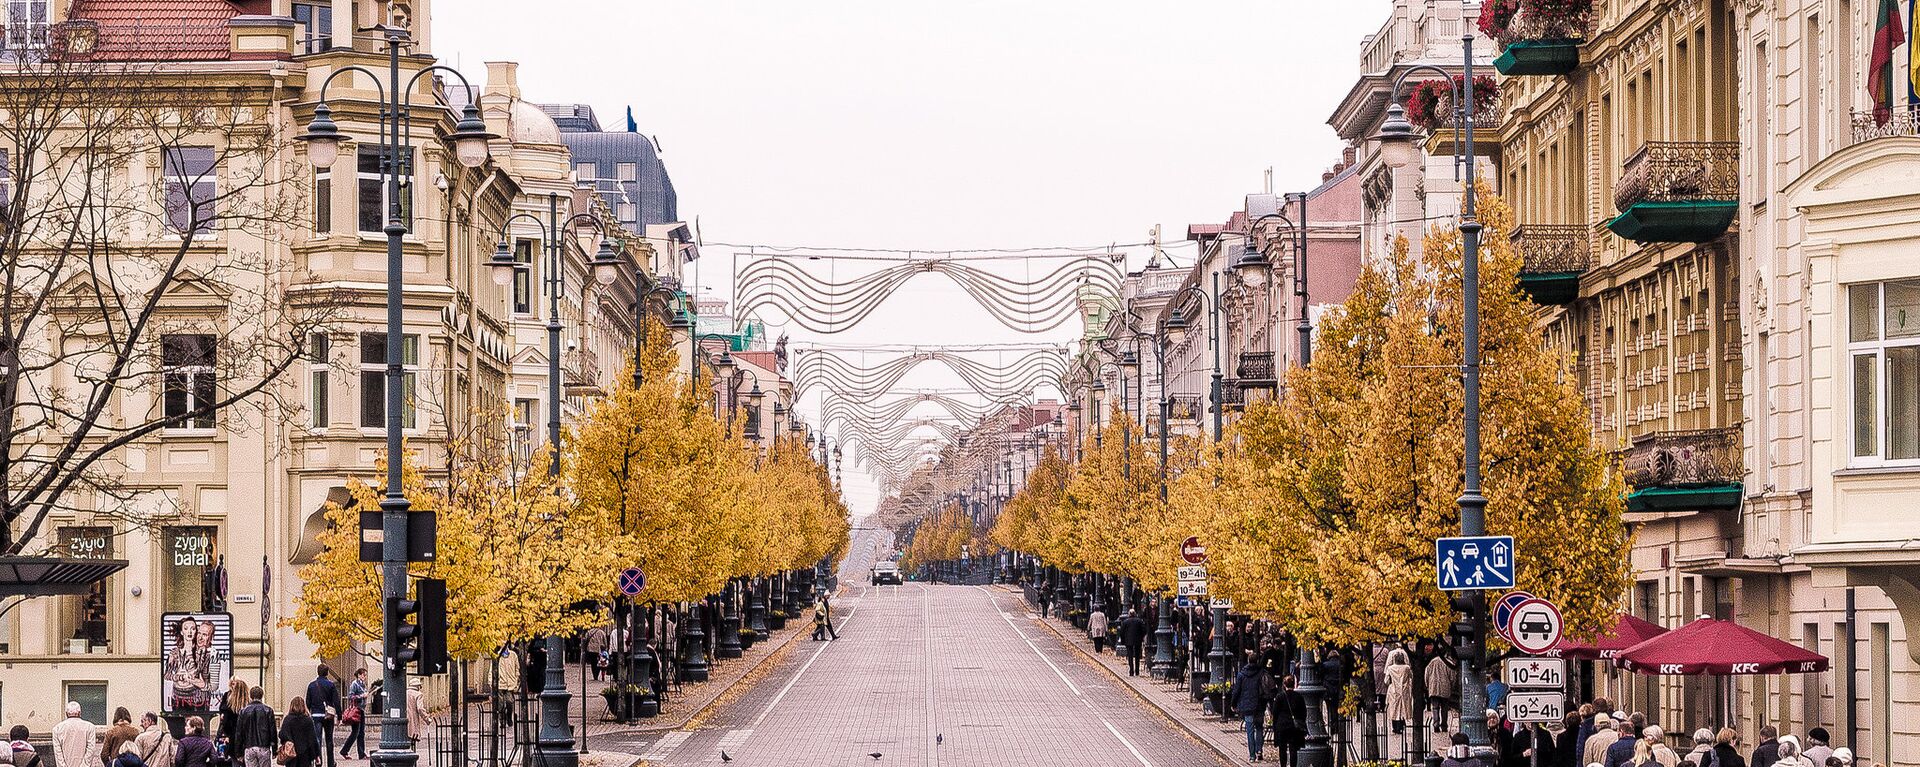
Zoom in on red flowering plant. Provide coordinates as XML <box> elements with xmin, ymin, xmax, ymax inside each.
<box><xmin>1402</xmin><ymin>75</ymin><xmax>1500</xmax><ymax>133</ymax></box>
<box><xmin>1477</xmin><ymin>0</ymin><xmax>1595</xmax><ymax>47</ymax></box>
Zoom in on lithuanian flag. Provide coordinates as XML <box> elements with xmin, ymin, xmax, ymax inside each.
<box><xmin>1872</xmin><ymin>0</ymin><xmax>1906</xmax><ymax>125</ymax></box>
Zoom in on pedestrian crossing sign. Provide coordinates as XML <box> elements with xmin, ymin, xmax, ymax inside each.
<box><xmin>1435</xmin><ymin>535</ymin><xmax>1515</xmax><ymax>591</ymax></box>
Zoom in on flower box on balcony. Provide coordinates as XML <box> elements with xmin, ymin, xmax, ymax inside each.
<box><xmin>1606</xmin><ymin>141</ymin><xmax>1739</xmax><ymax>243</ymax></box>
<box><xmin>1494</xmin><ymin>39</ymin><xmax>1582</xmax><ymax>76</ymax></box>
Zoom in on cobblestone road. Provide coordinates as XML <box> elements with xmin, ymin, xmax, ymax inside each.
<box><xmin>597</xmin><ymin>582</ymin><xmax>1230</xmax><ymax>766</ymax></box>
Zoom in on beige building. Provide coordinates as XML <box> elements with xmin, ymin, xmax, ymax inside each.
<box><xmin>0</xmin><ymin>0</ymin><xmax>661</xmax><ymax>729</ymax></box>
<box><xmin>1493</xmin><ymin>0</ymin><xmax>1913</xmax><ymax>757</ymax></box>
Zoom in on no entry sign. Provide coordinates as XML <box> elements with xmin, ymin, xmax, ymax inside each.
<box><xmin>1180</xmin><ymin>536</ymin><xmax>1207</xmax><ymax>565</ymax></box>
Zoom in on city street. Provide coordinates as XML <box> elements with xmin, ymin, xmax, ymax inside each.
<box><xmin>594</xmin><ymin>583</ymin><xmax>1228</xmax><ymax>766</ymax></box>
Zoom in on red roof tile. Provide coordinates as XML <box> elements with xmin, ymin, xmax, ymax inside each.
<box><xmin>70</xmin><ymin>0</ymin><xmax>238</xmax><ymax>61</ymax></box>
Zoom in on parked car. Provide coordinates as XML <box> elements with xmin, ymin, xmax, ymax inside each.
<box><xmin>871</xmin><ymin>561</ymin><xmax>903</xmax><ymax>585</ymax></box>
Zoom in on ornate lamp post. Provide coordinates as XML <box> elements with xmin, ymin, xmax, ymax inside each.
<box><xmin>298</xmin><ymin>25</ymin><xmax>496</xmax><ymax>767</ymax></box>
<box><xmin>1372</xmin><ymin>31</ymin><xmax>1492</xmax><ymax>751</ymax></box>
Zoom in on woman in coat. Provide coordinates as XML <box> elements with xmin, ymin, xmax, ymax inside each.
<box><xmin>173</xmin><ymin>718</ymin><xmax>215</xmax><ymax>767</ymax></box>
<box><xmin>1711</xmin><ymin>728</ymin><xmax>1747</xmax><ymax>767</ymax></box>
<box><xmin>216</xmin><ymin>678</ymin><xmax>249</xmax><ymax>753</ymax></box>
<box><xmin>1088</xmin><ymin>608</ymin><xmax>1109</xmax><ymax>653</ymax></box>
<box><xmin>1384</xmin><ymin>647</ymin><xmax>1414</xmax><ymax>732</ymax></box>
<box><xmin>277</xmin><ymin>698</ymin><xmax>319</xmax><ymax>767</ymax></box>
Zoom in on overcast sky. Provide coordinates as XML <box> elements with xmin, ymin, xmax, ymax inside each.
<box><xmin>435</xmin><ymin>1</ymin><xmax>1388</xmax><ymax>517</ymax></box>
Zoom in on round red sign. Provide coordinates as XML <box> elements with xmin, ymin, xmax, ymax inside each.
<box><xmin>1180</xmin><ymin>536</ymin><xmax>1207</xmax><ymax>565</ymax></box>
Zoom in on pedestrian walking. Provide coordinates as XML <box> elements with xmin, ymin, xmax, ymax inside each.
<box><xmin>1583</xmin><ymin>715</ymin><xmax>1620</xmax><ymax>767</ymax></box>
<box><xmin>811</xmin><ymin>598</ymin><xmax>828</xmax><ymax>641</ymax></box>
<box><xmin>102</xmin><ymin>709</ymin><xmax>138</xmax><ymax>767</ymax></box>
<box><xmin>277</xmin><ymin>699</ymin><xmax>317</xmax><ymax>767</ymax></box>
<box><xmin>11</xmin><ymin>725</ymin><xmax>43</xmax><ymax>767</ymax></box>
<box><xmin>1684</xmin><ymin>730</ymin><xmax>1717</xmax><ymax>767</ymax></box>
<box><xmin>1227</xmin><ymin>653</ymin><xmax>1273</xmax><ymax>762</ymax></box>
<box><xmin>1385</xmin><ymin>648</ymin><xmax>1414</xmax><ymax>733</ymax></box>
<box><xmin>1644</xmin><ymin>727</ymin><xmax>1680</xmax><ymax>767</ymax></box>
<box><xmin>1773</xmin><ymin>739</ymin><xmax>1814</xmax><ymax>767</ymax></box>
<box><xmin>216</xmin><ymin>678</ymin><xmax>248</xmax><ymax>757</ymax></box>
<box><xmin>1442</xmin><ymin>733</ymin><xmax>1493</xmax><ymax>767</ymax></box>
<box><xmin>1271</xmin><ymin>675</ymin><xmax>1306</xmax><ymax>767</ymax></box>
<box><xmin>304</xmin><ymin>666</ymin><xmax>339</xmax><ymax>767</ymax></box>
<box><xmin>174</xmin><ymin>719</ymin><xmax>215</xmax><ymax>767</ymax></box>
<box><xmin>1117</xmin><ymin>610</ymin><xmax>1149</xmax><ymax>677</ymax></box>
<box><xmin>52</xmin><ymin>702</ymin><xmax>99</xmax><ymax>767</ymax></box>
<box><xmin>1425</xmin><ymin>649</ymin><xmax>1458</xmax><ymax>732</ymax></box>
<box><xmin>1802</xmin><ymin>730</ymin><xmax>1833</xmax><ymax>767</ymax></box>
<box><xmin>1712</xmin><ymin>728</ymin><xmax>1747</xmax><ymax>767</ymax></box>
<box><xmin>1088</xmin><ymin>608</ymin><xmax>1109</xmax><ymax>653</ymax></box>
<box><xmin>1608</xmin><ymin>714</ymin><xmax>1648</xmax><ymax>767</ymax></box>
<box><xmin>583</xmin><ymin>624</ymin><xmax>610</xmax><ymax>681</ymax></box>
<box><xmin>134</xmin><ymin>713</ymin><xmax>174</xmax><ymax>767</ymax></box>
<box><xmin>822</xmin><ymin>596</ymin><xmax>838</xmax><ymax>640</ymax></box>
<box><xmin>108</xmin><ymin>742</ymin><xmax>144</xmax><ymax>767</ymax></box>
<box><xmin>339</xmin><ymin>669</ymin><xmax>367</xmax><ymax>761</ymax></box>
<box><xmin>404</xmin><ymin>681</ymin><xmax>430</xmax><ymax>745</ymax></box>
<box><xmin>1751</xmin><ymin>727</ymin><xmax>1781</xmax><ymax>767</ymax></box>
<box><xmin>231</xmin><ymin>688</ymin><xmax>275</xmax><ymax>767</ymax></box>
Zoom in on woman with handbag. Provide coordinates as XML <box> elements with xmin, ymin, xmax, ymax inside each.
<box><xmin>339</xmin><ymin>669</ymin><xmax>367</xmax><ymax>760</ymax></box>
<box><xmin>276</xmin><ymin>699</ymin><xmax>317</xmax><ymax>767</ymax></box>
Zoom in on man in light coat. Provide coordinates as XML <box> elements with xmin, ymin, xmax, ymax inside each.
<box><xmin>132</xmin><ymin>713</ymin><xmax>175</xmax><ymax>767</ymax></box>
<box><xmin>1582</xmin><ymin>714</ymin><xmax>1620</xmax><ymax>767</ymax></box>
<box><xmin>1087</xmin><ymin>608</ymin><xmax>1109</xmax><ymax>653</ymax></box>
<box><xmin>50</xmin><ymin>703</ymin><xmax>97</xmax><ymax>767</ymax></box>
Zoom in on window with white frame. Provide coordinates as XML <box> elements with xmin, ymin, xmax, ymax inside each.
<box><xmin>163</xmin><ymin>147</ymin><xmax>216</xmax><ymax>235</ymax></box>
<box><xmin>616</xmin><ymin>162</ymin><xmax>637</xmax><ymax>182</ymax></box>
<box><xmin>357</xmin><ymin>145</ymin><xmax>412</xmax><ymax>234</ymax></box>
<box><xmin>161</xmin><ymin>334</ymin><xmax>216</xmax><ymax>429</ymax></box>
<box><xmin>3</xmin><ymin>0</ymin><xmax>49</xmax><ymax>59</ymax></box>
<box><xmin>616</xmin><ymin>201</ymin><xmax>636</xmax><ymax>223</ymax></box>
<box><xmin>1849</xmin><ymin>280</ymin><xmax>1920</xmax><ymax>463</ymax></box>
<box><xmin>307</xmin><ymin>333</ymin><xmax>329</xmax><ymax>428</ymax></box>
<box><xmin>513</xmin><ymin>239</ymin><xmax>535</xmax><ymax>314</ymax></box>
<box><xmin>358</xmin><ymin>332</ymin><xmax>419</xmax><ymax>429</ymax></box>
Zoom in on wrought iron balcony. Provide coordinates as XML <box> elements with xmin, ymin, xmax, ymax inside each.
<box><xmin>562</xmin><ymin>348</ymin><xmax>602</xmax><ymax>393</ymax></box>
<box><xmin>1218</xmin><ymin>382</ymin><xmax>1246</xmax><ymax>409</ymax></box>
<box><xmin>1510</xmin><ymin>224</ymin><xmax>1590</xmax><ymax>305</ymax></box>
<box><xmin>1851</xmin><ymin>105</ymin><xmax>1920</xmax><ymax>143</ymax></box>
<box><xmin>1606</xmin><ymin>141</ymin><xmax>1739</xmax><ymax>243</ymax></box>
<box><xmin>1233</xmin><ymin>352</ymin><xmax>1277</xmax><ymax>390</ymax></box>
<box><xmin>1618</xmin><ymin>426</ymin><xmax>1743</xmax><ymax>513</ymax></box>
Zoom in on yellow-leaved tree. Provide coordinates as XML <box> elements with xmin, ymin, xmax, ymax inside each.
<box><xmin>1189</xmin><ymin>189</ymin><xmax>1630</xmax><ymax>646</ymax></box>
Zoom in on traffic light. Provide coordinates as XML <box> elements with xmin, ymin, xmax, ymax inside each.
<box><xmin>384</xmin><ymin>577</ymin><xmax>448</xmax><ymax>676</ymax></box>
<box><xmin>1449</xmin><ymin>591</ymin><xmax>1486</xmax><ymax>672</ymax></box>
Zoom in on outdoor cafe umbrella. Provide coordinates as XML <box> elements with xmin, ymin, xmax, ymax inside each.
<box><xmin>1612</xmin><ymin>617</ymin><xmax>1830</xmax><ymax>675</ymax></box>
<box><xmin>1551</xmin><ymin>612</ymin><xmax>1668</xmax><ymax>660</ymax></box>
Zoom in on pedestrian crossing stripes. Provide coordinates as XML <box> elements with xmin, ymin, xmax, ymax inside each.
<box><xmin>638</xmin><ymin>731</ymin><xmax>691</xmax><ymax>760</ymax></box>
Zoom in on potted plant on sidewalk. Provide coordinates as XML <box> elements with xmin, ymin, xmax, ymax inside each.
<box><xmin>1200</xmin><ymin>682</ymin><xmax>1230</xmax><ymax>717</ymax></box>
<box><xmin>599</xmin><ymin>683</ymin><xmax>654</xmax><ymax>722</ymax></box>
<box><xmin>738</xmin><ymin>626</ymin><xmax>758</xmax><ymax>651</ymax></box>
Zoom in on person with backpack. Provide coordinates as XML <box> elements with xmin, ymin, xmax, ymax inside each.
<box><xmin>132</xmin><ymin>713</ymin><xmax>173</xmax><ymax>767</ymax></box>
<box><xmin>9</xmin><ymin>725</ymin><xmax>43</xmax><ymax>767</ymax></box>
<box><xmin>1226</xmin><ymin>651</ymin><xmax>1275</xmax><ymax>762</ymax></box>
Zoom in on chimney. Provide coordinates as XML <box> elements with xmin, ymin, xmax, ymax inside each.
<box><xmin>483</xmin><ymin>61</ymin><xmax>521</xmax><ymax>101</ymax></box>
<box><xmin>1344</xmin><ymin>145</ymin><xmax>1357</xmax><ymax>165</ymax></box>
<box><xmin>1323</xmin><ymin>171</ymin><xmax>1336</xmax><ymax>182</ymax></box>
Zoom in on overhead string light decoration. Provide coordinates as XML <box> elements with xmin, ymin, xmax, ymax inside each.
<box><xmin>792</xmin><ymin>346</ymin><xmax>1068</xmax><ymax>401</ymax></box>
<box><xmin>733</xmin><ymin>251</ymin><xmax>1124</xmax><ymax>334</ymax></box>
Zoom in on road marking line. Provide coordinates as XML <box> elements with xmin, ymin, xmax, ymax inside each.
<box><xmin>748</xmin><ymin>596</ymin><xmax>863</xmax><ymax>727</ymax></box>
<box><xmin>924</xmin><ymin>585</ymin><xmax>940</xmax><ymax>767</ymax></box>
<box><xmin>975</xmin><ymin>586</ymin><xmax>1156</xmax><ymax>767</ymax></box>
<box><xmin>637</xmin><ymin>731</ymin><xmax>690</xmax><ymax>760</ymax></box>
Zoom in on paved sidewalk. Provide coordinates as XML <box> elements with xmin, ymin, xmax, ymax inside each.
<box><xmin>590</xmin><ymin>620</ymin><xmax>812</xmax><ymax>736</ymax></box>
<box><xmin>1009</xmin><ymin>586</ymin><xmax>1261</xmax><ymax>766</ymax></box>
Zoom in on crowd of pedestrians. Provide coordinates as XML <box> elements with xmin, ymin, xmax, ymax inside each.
<box><xmin>4</xmin><ymin>665</ymin><xmax>434</xmax><ymax>767</ymax></box>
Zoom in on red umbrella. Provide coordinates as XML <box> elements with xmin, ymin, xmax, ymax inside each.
<box><xmin>1551</xmin><ymin>613</ymin><xmax>1668</xmax><ymax>660</ymax></box>
<box><xmin>1612</xmin><ymin>618</ymin><xmax>1830</xmax><ymax>675</ymax></box>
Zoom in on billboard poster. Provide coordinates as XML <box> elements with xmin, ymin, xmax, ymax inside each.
<box><xmin>160</xmin><ymin>612</ymin><xmax>232</xmax><ymax>713</ymax></box>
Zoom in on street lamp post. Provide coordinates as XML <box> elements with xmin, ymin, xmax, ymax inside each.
<box><xmin>1372</xmin><ymin>32</ymin><xmax>1491</xmax><ymax>751</ymax></box>
<box><xmin>487</xmin><ymin>193</ymin><xmax>620</xmax><ymax>736</ymax></box>
<box><xmin>297</xmin><ymin>25</ymin><xmax>495</xmax><ymax>767</ymax></box>
<box><xmin>1147</xmin><ymin>320</ymin><xmax>1177</xmax><ymax>681</ymax></box>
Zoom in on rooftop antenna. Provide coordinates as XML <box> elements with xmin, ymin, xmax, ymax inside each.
<box><xmin>1264</xmin><ymin>166</ymin><xmax>1274</xmax><ymax>194</ymax></box>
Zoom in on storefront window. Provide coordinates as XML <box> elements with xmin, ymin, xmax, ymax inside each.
<box><xmin>162</xmin><ymin>527</ymin><xmax>219</xmax><ymax>613</ymax></box>
<box><xmin>57</xmin><ymin>526</ymin><xmax>112</xmax><ymax>653</ymax></box>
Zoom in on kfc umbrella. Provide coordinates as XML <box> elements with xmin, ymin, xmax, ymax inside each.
<box><xmin>1612</xmin><ymin>618</ymin><xmax>1829</xmax><ymax>675</ymax></box>
<box><xmin>1551</xmin><ymin>612</ymin><xmax>1668</xmax><ymax>660</ymax></box>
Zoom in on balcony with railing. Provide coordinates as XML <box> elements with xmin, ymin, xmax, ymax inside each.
<box><xmin>1605</xmin><ymin>141</ymin><xmax>1739</xmax><ymax>243</ymax></box>
<box><xmin>562</xmin><ymin>348</ymin><xmax>602</xmax><ymax>394</ymax></box>
<box><xmin>1233</xmin><ymin>352</ymin><xmax>1278</xmax><ymax>391</ymax></box>
<box><xmin>1617</xmin><ymin>426</ymin><xmax>1743</xmax><ymax>513</ymax></box>
<box><xmin>1851</xmin><ymin>104</ymin><xmax>1920</xmax><ymax>144</ymax></box>
<box><xmin>1510</xmin><ymin>224</ymin><xmax>1590</xmax><ymax>305</ymax></box>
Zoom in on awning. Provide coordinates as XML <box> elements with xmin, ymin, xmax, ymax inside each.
<box><xmin>0</xmin><ymin>555</ymin><xmax>130</xmax><ymax>596</ymax></box>
<box><xmin>1613</xmin><ymin>617</ymin><xmax>1829</xmax><ymax>675</ymax></box>
<box><xmin>1551</xmin><ymin>612</ymin><xmax>1668</xmax><ymax>660</ymax></box>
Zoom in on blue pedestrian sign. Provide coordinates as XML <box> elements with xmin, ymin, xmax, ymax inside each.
<box><xmin>1435</xmin><ymin>536</ymin><xmax>1515</xmax><ymax>591</ymax></box>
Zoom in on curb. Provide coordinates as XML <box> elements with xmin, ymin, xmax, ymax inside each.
<box><xmin>1020</xmin><ymin>592</ymin><xmax>1249</xmax><ymax>766</ymax></box>
<box><xmin>598</xmin><ymin>621</ymin><xmax>810</xmax><ymax>735</ymax></box>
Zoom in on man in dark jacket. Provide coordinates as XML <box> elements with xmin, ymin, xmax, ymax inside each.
<box><xmin>1117</xmin><ymin>611</ymin><xmax>1149</xmax><ymax>676</ymax></box>
<box><xmin>1606</xmin><ymin>713</ymin><xmax>1648</xmax><ymax>767</ymax></box>
<box><xmin>304</xmin><ymin>666</ymin><xmax>340</xmax><ymax>767</ymax></box>
<box><xmin>1749</xmin><ymin>727</ymin><xmax>1780</xmax><ymax>767</ymax></box>
<box><xmin>1270</xmin><ymin>674</ymin><xmax>1307</xmax><ymax>767</ymax></box>
<box><xmin>1227</xmin><ymin>656</ymin><xmax>1272</xmax><ymax>762</ymax></box>
<box><xmin>231</xmin><ymin>688</ymin><xmax>276</xmax><ymax>767</ymax></box>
